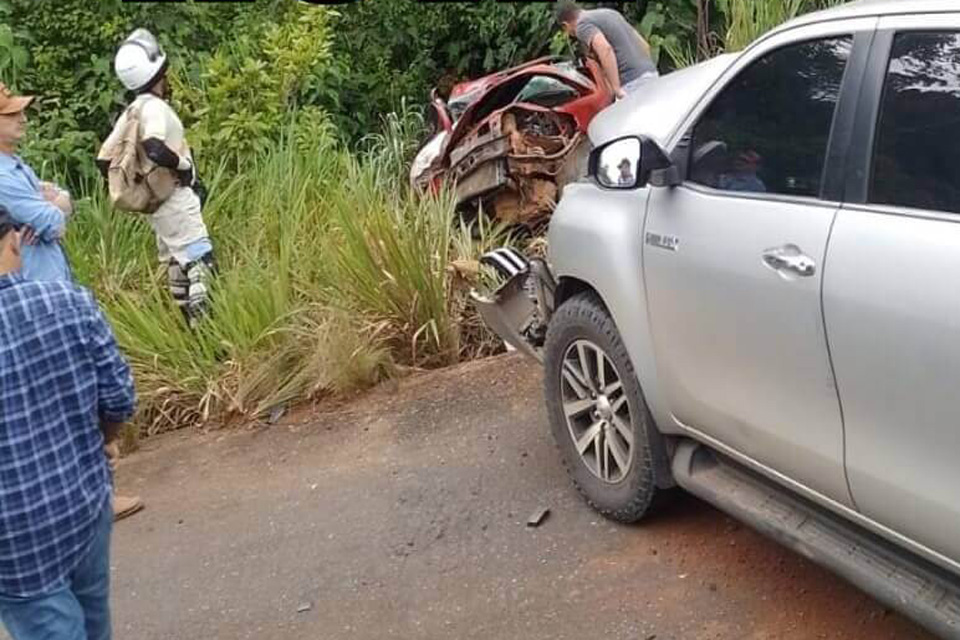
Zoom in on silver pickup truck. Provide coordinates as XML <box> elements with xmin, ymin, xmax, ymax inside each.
<box><xmin>474</xmin><ymin>0</ymin><xmax>960</xmax><ymax>636</ymax></box>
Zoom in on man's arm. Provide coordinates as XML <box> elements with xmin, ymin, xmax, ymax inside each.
<box><xmin>141</xmin><ymin>138</ymin><xmax>193</xmax><ymax>185</ymax></box>
<box><xmin>635</xmin><ymin>31</ymin><xmax>652</xmax><ymax>58</ymax></box>
<box><xmin>101</xmin><ymin>422</ymin><xmax>124</xmax><ymax>445</ymax></box>
<box><xmin>0</xmin><ymin>172</ymin><xmax>65</xmax><ymax>242</ymax></box>
<box><xmin>140</xmin><ymin>99</ymin><xmax>194</xmax><ymax>184</ymax></box>
<box><xmin>590</xmin><ymin>32</ymin><xmax>624</xmax><ymax>98</ymax></box>
<box><xmin>84</xmin><ymin>294</ymin><xmax>136</xmax><ymax>439</ymax></box>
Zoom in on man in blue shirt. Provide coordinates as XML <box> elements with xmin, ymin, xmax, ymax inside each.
<box><xmin>0</xmin><ymin>83</ymin><xmax>71</xmax><ymax>282</ymax></box>
<box><xmin>0</xmin><ymin>207</ymin><xmax>135</xmax><ymax>640</ymax></box>
<box><xmin>0</xmin><ymin>84</ymin><xmax>143</xmax><ymax>521</ymax></box>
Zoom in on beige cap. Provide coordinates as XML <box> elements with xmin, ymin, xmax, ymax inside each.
<box><xmin>0</xmin><ymin>83</ymin><xmax>34</xmax><ymax>115</ymax></box>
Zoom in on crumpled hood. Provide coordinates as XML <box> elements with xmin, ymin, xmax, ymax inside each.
<box><xmin>587</xmin><ymin>53</ymin><xmax>739</xmax><ymax>150</ymax></box>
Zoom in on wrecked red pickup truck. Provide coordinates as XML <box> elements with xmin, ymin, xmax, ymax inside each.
<box><xmin>410</xmin><ymin>56</ymin><xmax>613</xmax><ymax>229</ymax></box>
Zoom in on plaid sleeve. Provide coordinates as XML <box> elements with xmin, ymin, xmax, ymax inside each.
<box><xmin>84</xmin><ymin>298</ymin><xmax>136</xmax><ymax>423</ymax></box>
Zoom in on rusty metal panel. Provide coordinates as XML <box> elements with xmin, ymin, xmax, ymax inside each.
<box><xmin>450</xmin><ymin>137</ymin><xmax>510</xmax><ymax>182</ymax></box>
<box><xmin>454</xmin><ymin>159</ymin><xmax>508</xmax><ymax>204</ymax></box>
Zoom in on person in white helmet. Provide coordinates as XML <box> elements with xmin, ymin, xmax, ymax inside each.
<box><xmin>97</xmin><ymin>28</ymin><xmax>214</xmax><ymax>328</ymax></box>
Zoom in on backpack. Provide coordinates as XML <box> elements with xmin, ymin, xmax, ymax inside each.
<box><xmin>97</xmin><ymin>100</ymin><xmax>176</xmax><ymax>214</ymax></box>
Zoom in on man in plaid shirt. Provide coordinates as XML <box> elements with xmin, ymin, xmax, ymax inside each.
<box><xmin>0</xmin><ymin>208</ymin><xmax>135</xmax><ymax>640</ymax></box>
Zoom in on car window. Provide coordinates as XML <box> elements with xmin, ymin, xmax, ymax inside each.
<box><xmin>689</xmin><ymin>37</ymin><xmax>852</xmax><ymax>198</ymax></box>
<box><xmin>871</xmin><ymin>32</ymin><xmax>960</xmax><ymax>214</ymax></box>
<box><xmin>515</xmin><ymin>75</ymin><xmax>581</xmax><ymax>108</ymax></box>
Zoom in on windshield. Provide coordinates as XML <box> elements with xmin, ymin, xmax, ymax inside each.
<box><xmin>446</xmin><ymin>60</ymin><xmax>590</xmax><ymax>123</ymax></box>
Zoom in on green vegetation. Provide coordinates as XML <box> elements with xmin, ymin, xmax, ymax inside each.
<box><xmin>0</xmin><ymin>0</ymin><xmax>850</xmax><ymax>434</ymax></box>
<box><xmin>68</xmin><ymin>115</ymin><xmax>507</xmax><ymax>435</ymax></box>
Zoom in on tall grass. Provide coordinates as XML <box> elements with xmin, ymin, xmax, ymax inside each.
<box><xmin>720</xmin><ymin>0</ymin><xmax>849</xmax><ymax>53</ymax></box>
<box><xmin>66</xmin><ymin>113</ymin><xmax>508</xmax><ymax>436</ymax></box>
<box><xmin>721</xmin><ymin>0</ymin><xmax>807</xmax><ymax>52</ymax></box>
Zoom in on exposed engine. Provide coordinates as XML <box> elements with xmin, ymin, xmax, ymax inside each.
<box><xmin>449</xmin><ymin>106</ymin><xmax>589</xmax><ymax>229</ymax></box>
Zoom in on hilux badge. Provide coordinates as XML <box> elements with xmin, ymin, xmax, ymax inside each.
<box><xmin>645</xmin><ymin>232</ymin><xmax>680</xmax><ymax>252</ymax></box>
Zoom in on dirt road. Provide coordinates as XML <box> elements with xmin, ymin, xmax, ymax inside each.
<box><xmin>106</xmin><ymin>355</ymin><xmax>934</xmax><ymax>640</ymax></box>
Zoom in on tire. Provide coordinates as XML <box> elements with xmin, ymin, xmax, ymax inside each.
<box><xmin>544</xmin><ymin>292</ymin><xmax>657</xmax><ymax>523</ymax></box>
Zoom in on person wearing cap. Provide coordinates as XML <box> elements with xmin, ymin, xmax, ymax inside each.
<box><xmin>0</xmin><ymin>83</ymin><xmax>144</xmax><ymax>523</ymax></box>
<box><xmin>719</xmin><ymin>149</ymin><xmax>768</xmax><ymax>193</ymax></box>
<box><xmin>617</xmin><ymin>157</ymin><xmax>635</xmax><ymax>186</ymax></box>
<box><xmin>0</xmin><ymin>83</ymin><xmax>73</xmax><ymax>282</ymax></box>
<box><xmin>98</xmin><ymin>28</ymin><xmax>215</xmax><ymax>328</ymax></box>
<box><xmin>0</xmin><ymin>206</ymin><xmax>135</xmax><ymax>640</ymax></box>
<box><xmin>555</xmin><ymin>1</ymin><xmax>658</xmax><ymax>100</ymax></box>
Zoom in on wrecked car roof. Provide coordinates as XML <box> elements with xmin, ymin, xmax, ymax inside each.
<box><xmin>447</xmin><ymin>59</ymin><xmax>594</xmax><ymax>124</ymax></box>
<box><xmin>587</xmin><ymin>53</ymin><xmax>738</xmax><ymax>150</ymax></box>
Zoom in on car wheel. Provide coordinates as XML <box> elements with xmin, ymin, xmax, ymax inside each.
<box><xmin>544</xmin><ymin>292</ymin><xmax>657</xmax><ymax>523</ymax></box>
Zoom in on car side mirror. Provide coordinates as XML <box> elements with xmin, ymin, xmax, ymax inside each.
<box><xmin>589</xmin><ymin>135</ymin><xmax>679</xmax><ymax>189</ymax></box>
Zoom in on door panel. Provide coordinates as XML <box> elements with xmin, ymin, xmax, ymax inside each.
<box><xmin>828</xmin><ymin>20</ymin><xmax>960</xmax><ymax>564</ymax></box>
<box><xmin>645</xmin><ymin>188</ymin><xmax>849</xmax><ymax>503</ymax></box>
<box><xmin>643</xmin><ymin>30</ymin><xmax>862</xmax><ymax>505</ymax></box>
<box><xmin>825</xmin><ymin>209</ymin><xmax>960</xmax><ymax>562</ymax></box>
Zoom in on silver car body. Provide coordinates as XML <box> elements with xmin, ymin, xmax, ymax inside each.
<box><xmin>543</xmin><ymin>0</ymin><xmax>960</xmax><ymax>580</ymax></box>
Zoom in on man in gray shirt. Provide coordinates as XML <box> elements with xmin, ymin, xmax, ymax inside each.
<box><xmin>556</xmin><ymin>2</ymin><xmax>658</xmax><ymax>100</ymax></box>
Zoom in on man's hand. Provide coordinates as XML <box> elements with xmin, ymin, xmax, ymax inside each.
<box><xmin>21</xmin><ymin>224</ymin><xmax>64</xmax><ymax>245</ymax></box>
<box><xmin>40</xmin><ymin>181</ymin><xmax>73</xmax><ymax>217</ymax></box>
<box><xmin>104</xmin><ymin>441</ymin><xmax>121</xmax><ymax>473</ymax></box>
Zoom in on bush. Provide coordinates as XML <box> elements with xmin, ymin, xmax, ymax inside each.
<box><xmin>320</xmin><ymin>0</ymin><xmax>562</xmax><ymax>141</ymax></box>
<box><xmin>171</xmin><ymin>4</ymin><xmax>335</xmax><ymax>173</ymax></box>
<box><xmin>3</xmin><ymin>0</ymin><xmax>296</xmax><ymax>185</ymax></box>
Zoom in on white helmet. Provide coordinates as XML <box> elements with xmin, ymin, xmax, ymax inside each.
<box><xmin>114</xmin><ymin>28</ymin><xmax>167</xmax><ymax>93</ymax></box>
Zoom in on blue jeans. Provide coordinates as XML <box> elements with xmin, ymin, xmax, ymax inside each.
<box><xmin>0</xmin><ymin>500</ymin><xmax>112</xmax><ymax>640</ymax></box>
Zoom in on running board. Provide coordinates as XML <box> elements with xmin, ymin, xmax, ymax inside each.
<box><xmin>672</xmin><ymin>441</ymin><xmax>960</xmax><ymax>639</ymax></box>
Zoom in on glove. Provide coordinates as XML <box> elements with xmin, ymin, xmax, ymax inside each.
<box><xmin>193</xmin><ymin>178</ymin><xmax>208</xmax><ymax>208</ymax></box>
<box><xmin>177</xmin><ymin>165</ymin><xmax>195</xmax><ymax>187</ymax></box>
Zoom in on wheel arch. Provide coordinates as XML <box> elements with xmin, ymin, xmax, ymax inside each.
<box><xmin>554</xmin><ymin>276</ymin><xmax>599</xmax><ymax>309</ymax></box>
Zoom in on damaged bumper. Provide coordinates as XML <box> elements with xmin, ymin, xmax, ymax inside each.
<box><xmin>450</xmin><ymin>108</ymin><xmax>588</xmax><ymax>227</ymax></box>
<box><xmin>471</xmin><ymin>248</ymin><xmax>557</xmax><ymax>363</ymax></box>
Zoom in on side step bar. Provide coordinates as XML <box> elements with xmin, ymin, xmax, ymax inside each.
<box><xmin>672</xmin><ymin>441</ymin><xmax>960</xmax><ymax>639</ymax></box>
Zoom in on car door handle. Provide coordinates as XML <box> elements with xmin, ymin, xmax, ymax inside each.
<box><xmin>762</xmin><ymin>244</ymin><xmax>816</xmax><ymax>278</ymax></box>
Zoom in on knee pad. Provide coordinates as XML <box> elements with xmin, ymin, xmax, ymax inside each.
<box><xmin>167</xmin><ymin>260</ymin><xmax>189</xmax><ymax>307</ymax></box>
<box><xmin>184</xmin><ymin>252</ymin><xmax>215</xmax><ymax>324</ymax></box>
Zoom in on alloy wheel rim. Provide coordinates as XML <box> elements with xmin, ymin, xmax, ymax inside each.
<box><xmin>559</xmin><ymin>339</ymin><xmax>634</xmax><ymax>484</ymax></box>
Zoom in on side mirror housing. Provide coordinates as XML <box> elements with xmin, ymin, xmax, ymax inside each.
<box><xmin>588</xmin><ymin>135</ymin><xmax>679</xmax><ymax>189</ymax></box>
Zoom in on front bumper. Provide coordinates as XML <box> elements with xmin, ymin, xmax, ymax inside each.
<box><xmin>470</xmin><ymin>248</ymin><xmax>556</xmax><ymax>363</ymax></box>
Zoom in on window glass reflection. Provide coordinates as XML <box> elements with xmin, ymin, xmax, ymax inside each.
<box><xmin>872</xmin><ymin>32</ymin><xmax>960</xmax><ymax>214</ymax></box>
<box><xmin>689</xmin><ymin>37</ymin><xmax>852</xmax><ymax>198</ymax></box>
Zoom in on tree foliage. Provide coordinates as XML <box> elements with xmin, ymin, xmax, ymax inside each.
<box><xmin>0</xmin><ymin>0</ymin><xmax>294</xmax><ymax>181</ymax></box>
<box><xmin>0</xmin><ymin>0</ymin><xmax>851</xmax><ymax>183</ymax></box>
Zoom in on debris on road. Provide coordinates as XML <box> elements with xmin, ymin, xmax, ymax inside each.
<box><xmin>268</xmin><ymin>405</ymin><xmax>286</xmax><ymax>425</ymax></box>
<box><xmin>297</xmin><ymin>603</ymin><xmax>312</xmax><ymax>614</ymax></box>
<box><xmin>527</xmin><ymin>507</ymin><xmax>551</xmax><ymax>527</ymax></box>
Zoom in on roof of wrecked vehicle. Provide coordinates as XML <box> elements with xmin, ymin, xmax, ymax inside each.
<box><xmin>447</xmin><ymin>58</ymin><xmax>593</xmax><ymax>122</ymax></box>
<box><xmin>587</xmin><ymin>53</ymin><xmax>738</xmax><ymax>150</ymax></box>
